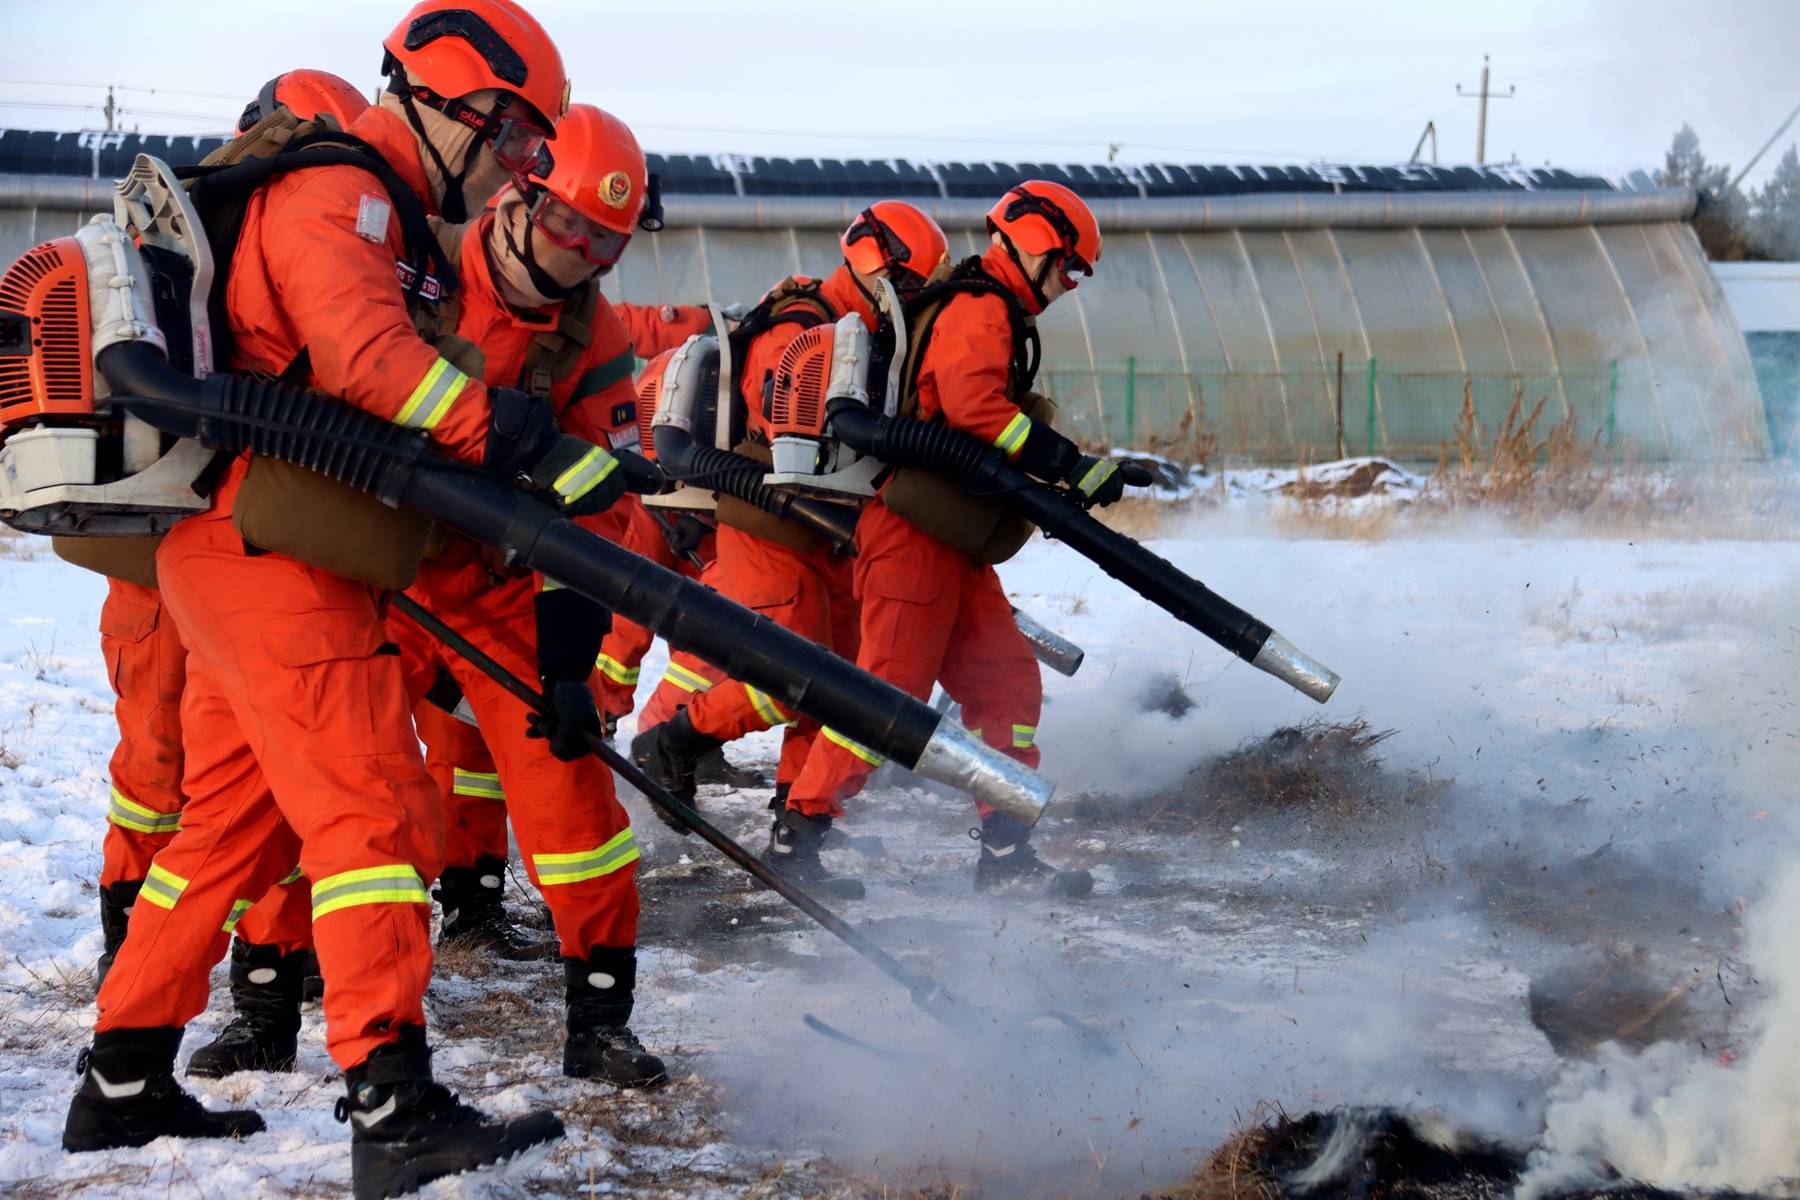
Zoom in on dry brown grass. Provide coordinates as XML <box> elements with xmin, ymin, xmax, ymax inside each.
<box><xmin>1076</xmin><ymin>720</ymin><xmax>1447</xmax><ymax>835</ymax></box>
<box><xmin>1155</xmin><ymin>1103</ymin><xmax>1285</xmax><ymax>1200</ymax></box>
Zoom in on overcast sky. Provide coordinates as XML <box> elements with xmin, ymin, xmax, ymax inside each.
<box><xmin>4</xmin><ymin>0</ymin><xmax>1795</xmax><ymax>188</ymax></box>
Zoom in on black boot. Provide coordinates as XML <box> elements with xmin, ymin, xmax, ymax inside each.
<box><xmin>694</xmin><ymin>745</ymin><xmax>763</xmax><ymax>789</ymax></box>
<box><xmin>630</xmin><ymin>707</ymin><xmax>722</xmax><ymax>832</ymax></box>
<box><xmin>63</xmin><ymin>1027</ymin><xmax>265</xmax><ymax>1151</ymax></box>
<box><xmin>763</xmin><ymin>808</ymin><xmax>865</xmax><ymax>900</ymax></box>
<box><xmin>186</xmin><ymin>939</ymin><xmax>302</xmax><ymax>1078</ymax></box>
<box><xmin>95</xmin><ymin>879</ymin><xmax>141</xmax><ymax>987</ymax></box>
<box><xmin>974</xmin><ymin>812</ymin><xmax>1093</xmax><ymax>898</ymax></box>
<box><xmin>296</xmin><ymin>949</ymin><xmax>325</xmax><ymax>1005</ymax></box>
<box><xmin>434</xmin><ymin>855</ymin><xmax>555</xmax><ymax>961</ymax></box>
<box><xmin>339</xmin><ymin>1026</ymin><xmax>564</xmax><ymax>1200</ymax></box>
<box><xmin>562</xmin><ymin>947</ymin><xmax>667</xmax><ymax>1088</ymax></box>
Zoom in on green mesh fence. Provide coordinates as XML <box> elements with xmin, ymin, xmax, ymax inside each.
<box><xmin>1036</xmin><ymin>358</ymin><xmax>1632</xmax><ymax>465</ymax></box>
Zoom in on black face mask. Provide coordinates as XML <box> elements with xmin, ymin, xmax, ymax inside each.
<box><xmin>502</xmin><ymin>213</ymin><xmax>583</xmax><ymax>305</ymax></box>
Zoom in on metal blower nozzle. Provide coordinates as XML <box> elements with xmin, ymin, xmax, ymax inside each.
<box><xmin>1250</xmin><ymin>630</ymin><xmax>1340</xmax><ymax>704</ymax></box>
<box><xmin>912</xmin><ymin>717</ymin><xmax>1053</xmax><ymax>826</ymax></box>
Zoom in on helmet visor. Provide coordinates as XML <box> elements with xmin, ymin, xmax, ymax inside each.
<box><xmin>529</xmin><ymin>192</ymin><xmax>631</xmax><ymax>267</ymax></box>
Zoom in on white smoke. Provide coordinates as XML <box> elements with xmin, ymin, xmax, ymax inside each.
<box><xmin>1520</xmin><ymin>863</ymin><xmax>1800</xmax><ymax>1195</ymax></box>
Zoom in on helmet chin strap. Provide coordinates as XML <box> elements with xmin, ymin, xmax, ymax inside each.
<box><xmin>996</xmin><ymin>229</ymin><xmax>1052</xmax><ymax>311</ymax></box>
<box><xmin>503</xmin><ymin>216</ymin><xmax>584</xmax><ymax>305</ymax></box>
<box><xmin>397</xmin><ymin>92</ymin><xmax>477</xmax><ymax>223</ymax></box>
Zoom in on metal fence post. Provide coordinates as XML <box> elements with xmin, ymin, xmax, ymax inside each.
<box><xmin>1365</xmin><ymin>356</ymin><xmax>1378</xmax><ymax>456</ymax></box>
<box><xmin>1606</xmin><ymin>358</ymin><xmax>1618</xmax><ymax>456</ymax></box>
<box><xmin>1125</xmin><ymin>356</ymin><xmax>1137</xmax><ymax>445</ymax></box>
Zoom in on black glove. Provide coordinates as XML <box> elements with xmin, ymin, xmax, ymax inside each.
<box><xmin>525</xmin><ymin>586</ymin><xmax>610</xmax><ymax>760</ymax></box>
<box><xmin>484</xmin><ymin>387</ymin><xmax>627</xmax><ymax>517</ymax></box>
<box><xmin>662</xmin><ymin>513</ymin><xmax>711</xmax><ymax>560</ymax></box>
<box><xmin>1065</xmin><ymin>454</ymin><xmax>1154</xmax><ymax>508</ymax></box>
<box><xmin>527</xmin><ymin>679</ymin><xmax>604</xmax><ymax>762</ymax></box>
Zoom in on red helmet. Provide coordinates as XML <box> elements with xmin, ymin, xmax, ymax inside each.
<box><xmin>237</xmin><ymin>69</ymin><xmax>369</xmax><ymax>133</ymax></box>
<box><xmin>520</xmin><ymin>104</ymin><xmax>648</xmax><ymax>268</ymax></box>
<box><xmin>987</xmin><ymin>181</ymin><xmax>1102</xmax><ymax>278</ymax></box>
<box><xmin>840</xmin><ymin>201</ymin><xmax>948</xmax><ymax>295</ymax></box>
<box><xmin>382</xmin><ymin>0</ymin><xmax>568</xmax><ymax>174</ymax></box>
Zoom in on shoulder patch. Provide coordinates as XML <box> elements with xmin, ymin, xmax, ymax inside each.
<box><xmin>354</xmin><ymin>193</ymin><xmax>392</xmax><ymax>244</ymax></box>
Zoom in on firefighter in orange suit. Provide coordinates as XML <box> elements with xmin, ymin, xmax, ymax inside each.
<box><xmin>781</xmin><ymin>183</ymin><xmax>1130</xmax><ymax>897</ymax></box>
<box><xmin>67</xmin><ymin>4</ymin><xmax>588</xmax><ymax>1188</ymax></box>
<box><xmin>89</xmin><ymin>67</ymin><xmax>375</xmax><ymax>991</ymax></box>
<box><xmin>630</xmin><ymin>204</ymin><xmax>949</xmax><ymax>898</ymax></box>
<box><xmin>185</xmin><ymin>103</ymin><xmax>672</xmax><ymax>1091</ymax></box>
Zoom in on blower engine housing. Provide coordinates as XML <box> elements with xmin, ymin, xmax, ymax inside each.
<box><xmin>642</xmin><ymin>334</ymin><xmax>739</xmax><ymax>512</ymax></box>
<box><xmin>0</xmin><ymin>155</ymin><xmax>215</xmax><ymax>536</ymax></box>
<box><xmin>762</xmin><ymin>313</ymin><xmax>885</xmax><ymax>499</ymax></box>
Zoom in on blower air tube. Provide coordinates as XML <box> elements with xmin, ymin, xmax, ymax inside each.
<box><xmin>829</xmin><ymin>402</ymin><xmax>1340</xmax><ymax>704</ymax></box>
<box><xmin>96</xmin><ymin>342</ymin><xmax>1051</xmax><ymax>821</ymax></box>
<box><xmin>652</xmin><ymin>423</ymin><xmax>858</xmax><ymax>550</ymax></box>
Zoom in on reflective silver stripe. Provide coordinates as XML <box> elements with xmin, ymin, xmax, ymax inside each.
<box><xmin>106</xmin><ymin>785</ymin><xmax>180</xmax><ymax>835</ymax></box>
<box><xmin>552</xmin><ymin>446</ymin><xmax>618</xmax><ymax>503</ymax></box>
<box><xmin>221</xmin><ymin>899</ymin><xmax>254</xmax><ymax>933</ymax></box>
<box><xmin>393</xmin><ymin>358</ymin><xmax>470</xmax><ymax>431</ymax></box>
<box><xmin>138</xmin><ymin>862</ymin><xmax>188</xmax><ymax>910</ymax></box>
<box><xmin>1077</xmin><ymin>458</ymin><xmax>1116</xmax><ymax>495</ymax></box>
<box><xmin>311</xmin><ymin>865</ymin><xmax>429</xmax><ymax>919</ymax></box>
<box><xmin>994</xmin><ymin>412</ymin><xmax>1031</xmax><ymax>456</ymax></box>
<box><xmin>533</xmin><ymin>828</ymin><xmax>640</xmax><ymax>886</ymax></box>
<box><xmin>452</xmin><ymin>769</ymin><xmax>504</xmax><ymax>800</ymax></box>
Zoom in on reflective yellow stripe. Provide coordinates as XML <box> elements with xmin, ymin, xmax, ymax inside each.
<box><xmin>595</xmin><ymin>654</ymin><xmax>641</xmax><ymax>686</ymax></box>
<box><xmin>221</xmin><ymin>898</ymin><xmax>254</xmax><ymax>934</ymax></box>
<box><xmin>552</xmin><ymin>446</ymin><xmax>618</xmax><ymax>503</ymax></box>
<box><xmin>311</xmin><ymin>864</ymin><xmax>429</xmax><ymax>920</ymax></box>
<box><xmin>1012</xmin><ymin>723</ymin><xmax>1037</xmax><ymax>749</ymax></box>
<box><xmin>993</xmin><ymin>412</ymin><xmax>1031</xmax><ymax>457</ymax></box>
<box><xmin>822</xmin><ymin>727</ymin><xmax>884</xmax><ymax>767</ymax></box>
<box><xmin>277</xmin><ymin>865</ymin><xmax>304</xmax><ymax>886</ymax></box>
<box><xmin>533</xmin><ymin>827</ymin><xmax>640</xmax><ymax>886</ymax></box>
<box><xmin>106</xmin><ymin>785</ymin><xmax>181</xmax><ymax>835</ymax></box>
<box><xmin>1076</xmin><ymin>458</ymin><xmax>1115</xmax><ymax>495</ymax></box>
<box><xmin>393</xmin><ymin>357</ymin><xmax>470</xmax><ymax>431</ymax></box>
<box><xmin>452</xmin><ymin>769</ymin><xmax>505</xmax><ymax>800</ymax></box>
<box><xmin>662</xmin><ymin>662</ymin><xmax>713</xmax><ymax>694</ymax></box>
<box><xmin>744</xmin><ymin>684</ymin><xmax>793</xmax><ymax>727</ymax></box>
<box><xmin>541</xmin><ymin>577</ymin><xmax>565</xmax><ymax>592</ymax></box>
<box><xmin>967</xmin><ymin>727</ymin><xmax>982</xmax><ymax>740</ymax></box>
<box><xmin>138</xmin><ymin>862</ymin><xmax>189</xmax><ymax>911</ymax></box>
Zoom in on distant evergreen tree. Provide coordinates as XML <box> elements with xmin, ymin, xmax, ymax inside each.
<box><xmin>1751</xmin><ymin>145</ymin><xmax>1800</xmax><ymax>261</ymax></box>
<box><xmin>1658</xmin><ymin>123</ymin><xmax>1757</xmax><ymax>260</ymax></box>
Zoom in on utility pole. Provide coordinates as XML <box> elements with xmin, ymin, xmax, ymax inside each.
<box><xmin>103</xmin><ymin>85</ymin><xmax>115</xmax><ymax>132</ymax></box>
<box><xmin>1455</xmin><ymin>55</ymin><xmax>1514</xmax><ymax>165</ymax></box>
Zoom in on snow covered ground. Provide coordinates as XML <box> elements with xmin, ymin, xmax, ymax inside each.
<box><xmin>1</xmin><ymin>501</ymin><xmax>1796</xmax><ymax>1197</ymax></box>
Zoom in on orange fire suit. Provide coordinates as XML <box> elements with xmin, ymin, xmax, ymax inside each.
<box><xmin>662</xmin><ymin>268</ymin><xmax>870</xmax><ymax>786</ymax></box>
<box><xmin>614</xmin><ymin>302</ymin><xmax>712</xmax><ymax>358</ymax></box>
<box><xmin>393</xmin><ymin>211</ymin><xmax>641</xmax><ymax>956</ymax></box>
<box><xmin>97</xmin><ymin>579</ymin><xmax>188</xmax><ymax>885</ymax></box>
<box><xmin>96</xmin><ymin>105</ymin><xmax>496</xmax><ymax>1071</ymax></box>
<box><xmin>787</xmin><ymin>246</ymin><xmax>1049</xmax><ymax>819</ymax></box>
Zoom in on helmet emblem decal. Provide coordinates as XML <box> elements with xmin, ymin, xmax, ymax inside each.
<box><xmin>599</xmin><ymin>170</ymin><xmax>632</xmax><ymax>210</ymax></box>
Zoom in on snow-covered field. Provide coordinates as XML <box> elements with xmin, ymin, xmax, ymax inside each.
<box><xmin>1</xmin><ymin>503</ymin><xmax>1796</xmax><ymax>1197</ymax></box>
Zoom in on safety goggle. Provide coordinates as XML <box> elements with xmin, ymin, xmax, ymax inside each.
<box><xmin>1056</xmin><ymin>250</ymin><xmax>1092</xmax><ymax>292</ymax></box>
<box><xmin>485</xmin><ymin>110</ymin><xmax>549</xmax><ymax>176</ymax></box>
<box><xmin>526</xmin><ymin>189</ymin><xmax>631</xmax><ymax>267</ymax></box>
<box><xmin>844</xmin><ymin>209</ymin><xmax>930</xmax><ymax>295</ymax></box>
